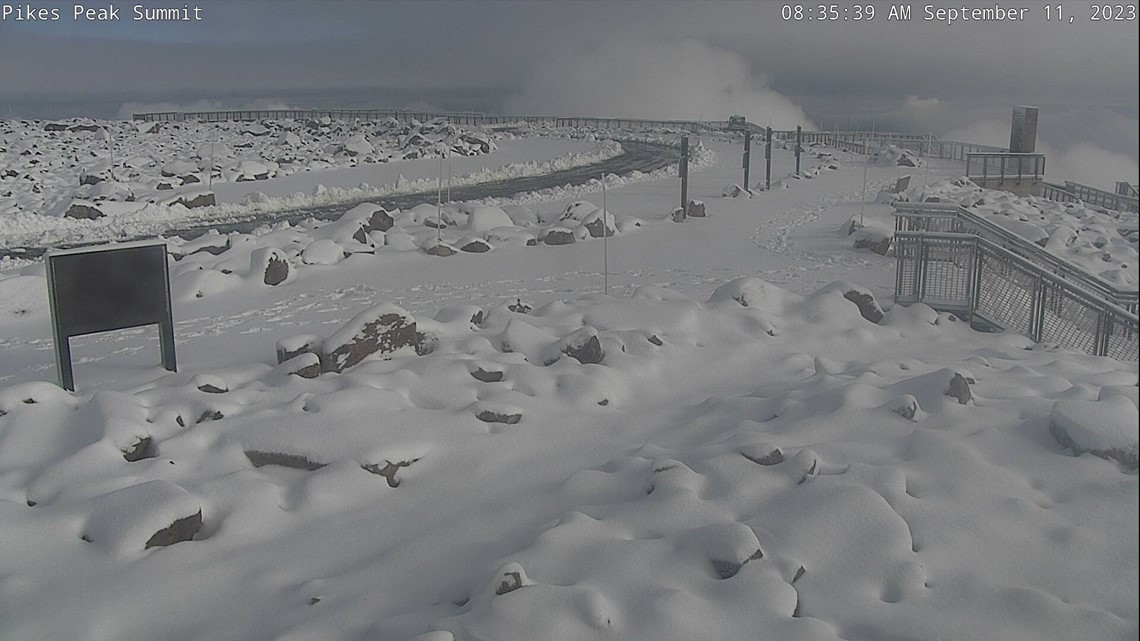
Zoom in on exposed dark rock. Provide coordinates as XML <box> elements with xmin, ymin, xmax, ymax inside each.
<box><xmin>79</xmin><ymin>173</ymin><xmax>103</xmax><ymax>186</ymax></box>
<box><xmin>558</xmin><ymin>328</ymin><xmax>603</xmax><ymax>365</ymax></box>
<box><xmin>542</xmin><ymin>228</ymin><xmax>576</xmax><ymax>245</ymax></box>
<box><xmin>196</xmin><ymin>410</ymin><xmax>223</xmax><ymax>423</ymax></box>
<box><xmin>583</xmin><ymin>215</ymin><xmax>617</xmax><ymax>238</ymax></box>
<box><xmin>288</xmin><ymin>355</ymin><xmax>322</xmax><ymax>379</ymax></box>
<box><xmin>742</xmin><ymin>446</ymin><xmax>784</xmax><ymax>466</ymax></box>
<box><xmin>842</xmin><ymin>289</ymin><xmax>884</xmax><ymax>324</ymax></box>
<box><xmin>144</xmin><ymin>510</ymin><xmax>202</xmax><ymax>549</ymax></box>
<box><xmin>496</xmin><ymin>571</ymin><xmax>524</xmax><ymax>596</ymax></box>
<box><xmin>853</xmin><ymin>234</ymin><xmax>892</xmax><ymax>256</ymax></box>
<box><xmin>686</xmin><ymin>200</ymin><xmax>706</xmax><ymax>217</ymax></box>
<box><xmin>508</xmin><ymin>299</ymin><xmax>532</xmax><ymax>314</ymax></box>
<box><xmin>276</xmin><ymin>335</ymin><xmax>323</xmax><ymax>364</ymax></box>
<box><xmin>476</xmin><ymin>410</ymin><xmax>522</xmax><ymax>425</ymax></box>
<box><xmin>647</xmin><ymin>334</ymin><xmax>664</xmax><ymax>347</ymax></box>
<box><xmin>197</xmin><ymin>383</ymin><xmax>227</xmax><ymax>394</ymax></box>
<box><xmin>364</xmin><ymin>208</ymin><xmax>394</xmax><ymax>233</ymax></box>
<box><xmin>264</xmin><ymin>256</ymin><xmax>289</xmax><ymax>285</ymax></box>
<box><xmin>361</xmin><ymin>458</ymin><xmax>420</xmax><ymax>488</ymax></box>
<box><xmin>244</xmin><ymin>450</ymin><xmax>326</xmax><ymax>470</ymax></box>
<box><xmin>470</xmin><ymin>368</ymin><xmax>504</xmax><ymax>383</ymax></box>
<box><xmin>169</xmin><ymin>192</ymin><xmax>216</xmax><ymax>209</ymax></box>
<box><xmin>460</xmin><ymin>238</ymin><xmax>493</xmax><ymax>253</ymax></box>
<box><xmin>792</xmin><ymin>566</ymin><xmax>806</xmax><ymax>584</ymax></box>
<box><xmin>712</xmin><ymin>548</ymin><xmax>764</xmax><ymax>580</ymax></box>
<box><xmin>944</xmin><ymin>373</ymin><xmax>972</xmax><ymax>405</ymax></box>
<box><xmin>64</xmin><ymin>202</ymin><xmax>104</xmax><ymax>219</ymax></box>
<box><xmin>122</xmin><ymin>436</ymin><xmax>156</xmax><ymax>462</ymax></box>
<box><xmin>425</xmin><ymin>243</ymin><xmax>457</xmax><ymax>257</ymax></box>
<box><xmin>321</xmin><ymin>307</ymin><xmax>419</xmax><ymax>374</ymax></box>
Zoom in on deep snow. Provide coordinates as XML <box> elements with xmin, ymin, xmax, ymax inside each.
<box><xmin>0</xmin><ymin>129</ymin><xmax>1136</xmax><ymax>641</ymax></box>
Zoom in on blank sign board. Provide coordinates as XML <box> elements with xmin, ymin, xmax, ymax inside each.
<box><xmin>46</xmin><ymin>240</ymin><xmax>177</xmax><ymax>390</ymax></box>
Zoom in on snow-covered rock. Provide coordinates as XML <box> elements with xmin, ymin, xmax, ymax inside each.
<box><xmin>321</xmin><ymin>303</ymin><xmax>419</xmax><ymax>373</ymax></box>
<box><xmin>1050</xmin><ymin>396</ymin><xmax>1138</xmax><ymax>469</ymax></box>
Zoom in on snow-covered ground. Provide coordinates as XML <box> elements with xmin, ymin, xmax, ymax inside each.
<box><xmin>0</xmin><ymin>132</ymin><xmax>1136</xmax><ymax>641</ymax></box>
<box><xmin>0</xmin><ymin>118</ymin><xmax>635</xmax><ymax>259</ymax></box>
<box><xmin>0</xmin><ymin>117</ymin><xmax>500</xmax><ymax>219</ymax></box>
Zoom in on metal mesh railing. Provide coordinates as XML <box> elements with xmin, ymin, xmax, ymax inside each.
<box><xmin>895</xmin><ymin>204</ymin><xmax>1138</xmax><ymax>313</ymax></box>
<box><xmin>893</xmin><ymin>233</ymin><xmax>975</xmax><ymax>311</ymax></box>
<box><xmin>895</xmin><ymin>231</ymin><xmax>1139</xmax><ymax>361</ymax></box>
<box><xmin>974</xmin><ymin>244</ymin><xmax>1037</xmax><ymax>337</ymax></box>
<box><xmin>1102</xmin><ymin>307</ymin><xmax>1140</xmax><ymax>361</ymax></box>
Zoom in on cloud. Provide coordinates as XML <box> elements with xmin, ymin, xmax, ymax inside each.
<box><xmin>1048</xmin><ymin>144</ymin><xmax>1139</xmax><ymax>192</ymax></box>
<box><xmin>504</xmin><ymin>37</ymin><xmax>810</xmax><ymax>129</ymax></box>
<box><xmin>942</xmin><ymin>119</ymin><xmax>1010</xmax><ymax>148</ymax></box>
<box><xmin>903</xmin><ymin>96</ymin><xmax>941</xmax><ymax>112</ymax></box>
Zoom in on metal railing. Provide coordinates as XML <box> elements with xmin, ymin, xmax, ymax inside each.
<box><xmin>1040</xmin><ymin>180</ymin><xmax>1139</xmax><ymax>213</ymax></box>
<box><xmin>127</xmin><ymin>110</ymin><xmax>1025</xmax><ymax>163</ymax></box>
<box><xmin>893</xmin><ymin>202</ymin><xmax>1138</xmax><ymax>313</ymax></box>
<box><xmin>132</xmin><ymin>109</ymin><xmax>725</xmax><ymax>132</ymax></box>
<box><xmin>895</xmin><ymin>231</ymin><xmax>1138</xmax><ymax>361</ymax></box>
<box><xmin>965</xmin><ymin>152</ymin><xmax>1046</xmax><ymax>191</ymax></box>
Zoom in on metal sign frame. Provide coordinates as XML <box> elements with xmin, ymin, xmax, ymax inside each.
<box><xmin>45</xmin><ymin>240</ymin><xmax>177</xmax><ymax>391</ymax></box>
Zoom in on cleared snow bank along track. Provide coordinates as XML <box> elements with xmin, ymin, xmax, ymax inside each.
<box><xmin>0</xmin><ymin>141</ymin><xmax>679</xmax><ymax>261</ymax></box>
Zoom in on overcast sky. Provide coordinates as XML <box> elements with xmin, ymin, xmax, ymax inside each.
<box><xmin>1</xmin><ymin>1</ymin><xmax>1137</xmax><ymax>178</ymax></box>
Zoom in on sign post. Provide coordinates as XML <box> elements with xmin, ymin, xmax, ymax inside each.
<box><xmin>46</xmin><ymin>240</ymin><xmax>176</xmax><ymax>391</ymax></box>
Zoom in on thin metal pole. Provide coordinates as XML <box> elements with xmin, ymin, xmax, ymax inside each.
<box><xmin>108</xmin><ymin>127</ymin><xmax>115</xmax><ymax>183</ymax></box>
<box><xmin>795</xmin><ymin>125</ymin><xmax>802</xmax><ymax>176</ymax></box>
<box><xmin>602</xmin><ymin>174</ymin><xmax>608</xmax><ymax>296</ymax></box>
<box><xmin>743</xmin><ymin>130</ymin><xmax>751</xmax><ymax>189</ymax></box>
<box><xmin>860</xmin><ymin>150</ymin><xmax>869</xmax><ymax>226</ymax></box>
<box><xmin>765</xmin><ymin>127</ymin><xmax>772</xmax><ymax>191</ymax></box>
<box><xmin>680</xmin><ymin>135</ymin><xmax>689</xmax><ymax>212</ymax></box>
<box><xmin>436</xmin><ymin>155</ymin><xmax>443</xmax><ymax>243</ymax></box>
<box><xmin>923</xmin><ymin>132</ymin><xmax>932</xmax><ymax>187</ymax></box>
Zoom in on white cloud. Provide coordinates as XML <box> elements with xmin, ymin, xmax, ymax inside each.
<box><xmin>1048</xmin><ymin>143</ymin><xmax>1139</xmax><ymax>192</ymax></box>
<box><xmin>504</xmin><ymin>37</ymin><xmax>810</xmax><ymax>129</ymax></box>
